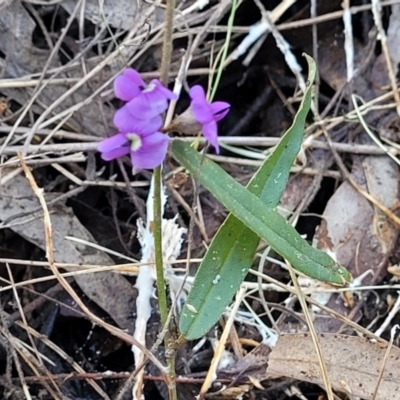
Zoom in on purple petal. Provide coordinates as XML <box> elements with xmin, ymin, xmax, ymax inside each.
<box><xmin>101</xmin><ymin>146</ymin><xmax>130</xmax><ymax>161</ymax></box>
<box><xmin>124</xmin><ymin>69</ymin><xmax>146</xmax><ymax>86</ymax></box>
<box><xmin>114</xmin><ymin>105</ymin><xmax>162</xmax><ymax>134</ymax></box>
<box><xmin>142</xmin><ymin>89</ymin><xmax>170</xmax><ymax>114</ymax></box>
<box><xmin>127</xmin><ymin>93</ymin><xmax>169</xmax><ymax>119</ymax></box>
<box><xmin>210</xmin><ymin>101</ymin><xmax>230</xmax><ymax>122</ymax></box>
<box><xmin>152</xmin><ymin>80</ymin><xmax>178</xmax><ymax>100</ymax></box>
<box><xmin>98</xmin><ymin>133</ymin><xmax>128</xmax><ymax>153</ymax></box>
<box><xmin>189</xmin><ymin>85</ymin><xmax>214</xmax><ymax>124</ymax></box>
<box><xmin>114</xmin><ymin>69</ymin><xmax>144</xmax><ymax>101</ymax></box>
<box><xmin>189</xmin><ymin>85</ymin><xmax>207</xmax><ymax>102</ymax></box>
<box><xmin>131</xmin><ymin>132</ymin><xmax>169</xmax><ymax>169</ymax></box>
<box><xmin>202</xmin><ymin>121</ymin><xmax>219</xmax><ymax>153</ymax></box>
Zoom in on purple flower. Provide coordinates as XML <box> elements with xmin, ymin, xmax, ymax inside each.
<box><xmin>113</xmin><ymin>104</ymin><xmax>162</xmax><ymax>134</ymax></box>
<box><xmin>98</xmin><ymin>130</ymin><xmax>169</xmax><ymax>170</ymax></box>
<box><xmin>114</xmin><ymin>68</ymin><xmax>177</xmax><ymax>120</ymax></box>
<box><xmin>189</xmin><ymin>85</ymin><xmax>230</xmax><ymax>153</ymax></box>
<box><xmin>97</xmin><ymin>68</ymin><xmax>178</xmax><ymax>169</ymax></box>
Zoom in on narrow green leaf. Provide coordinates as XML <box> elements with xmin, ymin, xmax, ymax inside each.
<box><xmin>172</xmin><ymin>140</ymin><xmax>352</xmax><ymax>282</ymax></box>
<box><xmin>177</xmin><ymin>56</ymin><xmax>320</xmax><ymax>340</ymax></box>
<box><xmin>174</xmin><ymin>56</ymin><xmax>351</xmax><ymax>341</ymax></box>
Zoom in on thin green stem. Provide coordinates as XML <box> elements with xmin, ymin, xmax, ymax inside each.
<box><xmin>153</xmin><ymin>167</ymin><xmax>168</xmax><ymax>327</ymax></box>
<box><xmin>154</xmin><ymin>0</ymin><xmax>177</xmax><ymax>398</ymax></box>
<box><xmin>209</xmin><ymin>0</ymin><xmax>237</xmax><ymax>101</ymax></box>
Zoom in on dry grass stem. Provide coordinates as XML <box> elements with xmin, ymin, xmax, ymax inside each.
<box><xmin>286</xmin><ymin>260</ymin><xmax>334</xmax><ymax>400</ymax></box>
<box><xmin>17</xmin><ymin>154</ymin><xmax>170</xmax><ymax>384</ymax></box>
<box><xmin>199</xmin><ymin>287</ymin><xmax>247</xmax><ymax>399</ymax></box>
<box><xmin>2</xmin><ymin>1</ymin><xmax>400</xmax><ymax>398</ymax></box>
<box><xmin>372</xmin><ymin>324</ymin><xmax>399</xmax><ymax>399</ymax></box>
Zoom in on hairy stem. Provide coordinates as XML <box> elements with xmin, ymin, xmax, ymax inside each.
<box><xmin>154</xmin><ymin>0</ymin><xmax>177</xmax><ymax>398</ymax></box>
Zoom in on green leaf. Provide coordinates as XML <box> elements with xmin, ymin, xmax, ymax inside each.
<box><xmin>177</xmin><ymin>55</ymin><xmax>320</xmax><ymax>340</ymax></box>
<box><xmin>172</xmin><ymin>141</ymin><xmax>352</xmax><ymax>317</ymax></box>
<box><xmin>173</xmin><ymin>57</ymin><xmax>348</xmax><ymax>339</ymax></box>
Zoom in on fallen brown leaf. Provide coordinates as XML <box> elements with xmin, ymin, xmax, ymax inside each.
<box><xmin>0</xmin><ymin>4</ymin><xmax>114</xmax><ymax>137</ymax></box>
<box><xmin>315</xmin><ymin>155</ymin><xmax>398</xmax><ymax>282</ymax></box>
<box><xmin>0</xmin><ymin>174</ymin><xmax>137</xmax><ymax>332</ymax></box>
<box><xmin>268</xmin><ymin>333</ymin><xmax>399</xmax><ymax>400</ymax></box>
<box><xmin>217</xmin><ymin>343</ymin><xmax>270</xmax><ymax>383</ymax></box>
<box><xmin>61</xmin><ymin>0</ymin><xmax>163</xmax><ymax>31</ymax></box>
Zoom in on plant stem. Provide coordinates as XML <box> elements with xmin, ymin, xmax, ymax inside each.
<box><xmin>154</xmin><ymin>0</ymin><xmax>177</xmax><ymax>398</ymax></box>
<box><xmin>209</xmin><ymin>0</ymin><xmax>237</xmax><ymax>101</ymax></box>
<box><xmin>159</xmin><ymin>0</ymin><xmax>175</xmax><ymax>86</ymax></box>
<box><xmin>153</xmin><ymin>167</ymin><xmax>168</xmax><ymax>327</ymax></box>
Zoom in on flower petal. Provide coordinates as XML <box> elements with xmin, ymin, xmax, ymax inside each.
<box><xmin>114</xmin><ymin>105</ymin><xmax>162</xmax><ymax>134</ymax></box>
<box><xmin>202</xmin><ymin>121</ymin><xmax>219</xmax><ymax>153</ymax></box>
<box><xmin>189</xmin><ymin>85</ymin><xmax>214</xmax><ymax>124</ymax></box>
<box><xmin>131</xmin><ymin>132</ymin><xmax>169</xmax><ymax>169</ymax></box>
<box><xmin>152</xmin><ymin>80</ymin><xmax>178</xmax><ymax>100</ymax></box>
<box><xmin>124</xmin><ymin>69</ymin><xmax>146</xmax><ymax>86</ymax></box>
<box><xmin>210</xmin><ymin>101</ymin><xmax>230</xmax><ymax>122</ymax></box>
<box><xmin>127</xmin><ymin>93</ymin><xmax>168</xmax><ymax>119</ymax></box>
<box><xmin>114</xmin><ymin>69</ymin><xmax>144</xmax><ymax>101</ymax></box>
<box><xmin>98</xmin><ymin>133</ymin><xmax>128</xmax><ymax>153</ymax></box>
<box><xmin>189</xmin><ymin>85</ymin><xmax>207</xmax><ymax>102</ymax></box>
<box><xmin>101</xmin><ymin>146</ymin><xmax>130</xmax><ymax>161</ymax></box>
